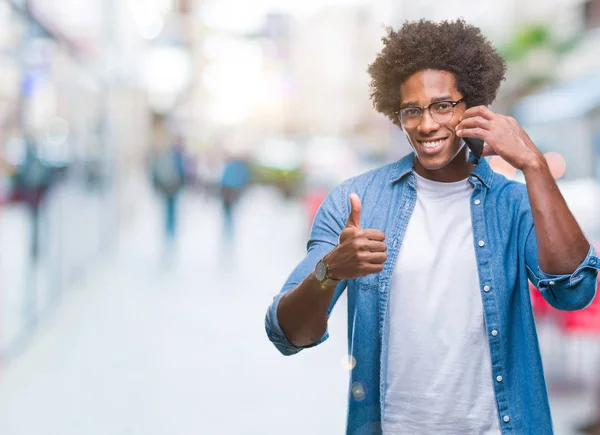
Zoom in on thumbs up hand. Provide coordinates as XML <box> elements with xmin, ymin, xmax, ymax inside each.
<box><xmin>323</xmin><ymin>193</ymin><xmax>388</xmax><ymax>281</ymax></box>
<box><xmin>345</xmin><ymin>193</ymin><xmax>362</xmax><ymax>229</ymax></box>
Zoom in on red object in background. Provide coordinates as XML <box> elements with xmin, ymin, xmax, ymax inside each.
<box><xmin>529</xmin><ymin>281</ymin><xmax>557</xmax><ymax>319</ymax></box>
<box><xmin>562</xmin><ymin>300</ymin><xmax>600</xmax><ymax>333</ymax></box>
<box><xmin>303</xmin><ymin>189</ymin><xmax>329</xmax><ymax>231</ymax></box>
<box><xmin>530</xmin><ymin>243</ymin><xmax>600</xmax><ymax>334</ymax></box>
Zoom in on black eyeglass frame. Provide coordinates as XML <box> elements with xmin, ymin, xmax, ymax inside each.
<box><xmin>396</xmin><ymin>98</ymin><xmax>466</xmax><ymax>126</ymax></box>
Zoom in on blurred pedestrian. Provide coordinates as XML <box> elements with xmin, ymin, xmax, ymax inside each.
<box><xmin>219</xmin><ymin>155</ymin><xmax>251</xmax><ymax>238</ymax></box>
<box><xmin>151</xmin><ymin>136</ymin><xmax>186</xmax><ymax>247</ymax></box>
<box><xmin>265</xmin><ymin>19</ymin><xmax>599</xmax><ymax>434</ymax></box>
<box><xmin>13</xmin><ymin>141</ymin><xmax>53</xmax><ymax>262</ymax></box>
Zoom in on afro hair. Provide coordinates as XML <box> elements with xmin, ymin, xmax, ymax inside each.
<box><xmin>367</xmin><ymin>19</ymin><xmax>506</xmax><ymax>126</ymax></box>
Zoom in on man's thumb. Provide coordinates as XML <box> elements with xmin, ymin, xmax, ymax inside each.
<box><xmin>346</xmin><ymin>193</ymin><xmax>362</xmax><ymax>228</ymax></box>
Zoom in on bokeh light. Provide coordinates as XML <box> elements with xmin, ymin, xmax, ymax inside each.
<box><xmin>351</xmin><ymin>382</ymin><xmax>366</xmax><ymax>402</ymax></box>
<box><xmin>544</xmin><ymin>152</ymin><xmax>567</xmax><ymax>180</ymax></box>
<box><xmin>44</xmin><ymin>116</ymin><xmax>70</xmax><ymax>145</ymax></box>
<box><xmin>341</xmin><ymin>355</ymin><xmax>357</xmax><ymax>371</ymax></box>
<box><xmin>489</xmin><ymin>155</ymin><xmax>518</xmax><ymax>178</ymax></box>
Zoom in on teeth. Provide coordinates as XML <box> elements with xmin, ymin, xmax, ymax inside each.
<box><xmin>421</xmin><ymin>139</ymin><xmax>444</xmax><ymax>148</ymax></box>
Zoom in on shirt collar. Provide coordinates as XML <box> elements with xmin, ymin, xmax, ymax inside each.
<box><xmin>389</xmin><ymin>152</ymin><xmax>415</xmax><ymax>183</ymax></box>
<box><xmin>389</xmin><ymin>152</ymin><xmax>493</xmax><ymax>188</ymax></box>
<box><xmin>470</xmin><ymin>154</ymin><xmax>493</xmax><ymax>188</ymax></box>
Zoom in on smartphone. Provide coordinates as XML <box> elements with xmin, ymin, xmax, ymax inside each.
<box><xmin>464</xmin><ymin>137</ymin><xmax>484</xmax><ymax>159</ymax></box>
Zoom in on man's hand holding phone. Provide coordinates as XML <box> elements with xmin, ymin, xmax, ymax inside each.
<box><xmin>455</xmin><ymin>105</ymin><xmax>545</xmax><ymax>171</ymax></box>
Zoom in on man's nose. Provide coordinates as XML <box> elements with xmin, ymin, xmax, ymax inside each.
<box><xmin>416</xmin><ymin>110</ymin><xmax>440</xmax><ymax>134</ymax></box>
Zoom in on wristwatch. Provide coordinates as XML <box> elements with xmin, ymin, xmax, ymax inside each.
<box><xmin>314</xmin><ymin>258</ymin><xmax>340</xmax><ymax>287</ymax></box>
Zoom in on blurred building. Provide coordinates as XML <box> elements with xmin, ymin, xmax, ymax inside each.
<box><xmin>505</xmin><ymin>0</ymin><xmax>600</xmax><ymax>236</ymax></box>
<box><xmin>0</xmin><ymin>0</ymin><xmax>171</xmax><ymax>361</ymax></box>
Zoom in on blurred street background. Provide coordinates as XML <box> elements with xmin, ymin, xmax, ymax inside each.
<box><xmin>1</xmin><ymin>0</ymin><xmax>600</xmax><ymax>434</ymax></box>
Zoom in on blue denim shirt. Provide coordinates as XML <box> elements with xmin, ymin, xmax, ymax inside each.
<box><xmin>265</xmin><ymin>153</ymin><xmax>599</xmax><ymax>434</ymax></box>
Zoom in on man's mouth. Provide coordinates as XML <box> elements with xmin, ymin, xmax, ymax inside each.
<box><xmin>417</xmin><ymin>138</ymin><xmax>448</xmax><ymax>152</ymax></box>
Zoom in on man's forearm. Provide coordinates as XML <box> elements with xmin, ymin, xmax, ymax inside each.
<box><xmin>523</xmin><ymin>158</ymin><xmax>589</xmax><ymax>274</ymax></box>
<box><xmin>276</xmin><ymin>193</ymin><xmax>387</xmax><ymax>348</ymax></box>
<box><xmin>276</xmin><ymin>272</ymin><xmax>338</xmax><ymax>348</ymax></box>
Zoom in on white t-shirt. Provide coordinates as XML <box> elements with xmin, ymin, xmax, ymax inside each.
<box><xmin>382</xmin><ymin>172</ymin><xmax>501</xmax><ymax>434</ymax></box>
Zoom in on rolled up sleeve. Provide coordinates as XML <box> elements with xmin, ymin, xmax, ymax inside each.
<box><xmin>265</xmin><ymin>292</ymin><xmax>321</xmax><ymax>356</ymax></box>
<box><xmin>265</xmin><ymin>269</ymin><xmax>342</xmax><ymax>356</ymax></box>
<box><xmin>526</xmin><ymin>226</ymin><xmax>599</xmax><ymax>311</ymax></box>
<box><xmin>264</xmin><ymin>183</ymin><xmax>348</xmax><ymax>355</ymax></box>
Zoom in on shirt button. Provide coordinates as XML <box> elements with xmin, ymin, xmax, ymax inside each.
<box><xmin>496</xmin><ymin>376</ymin><xmax>503</xmax><ymax>382</ymax></box>
<box><xmin>484</xmin><ymin>285</ymin><xmax>491</xmax><ymax>292</ymax></box>
<box><xmin>503</xmin><ymin>416</ymin><xmax>510</xmax><ymax>423</ymax></box>
<box><xmin>474</xmin><ymin>199</ymin><xmax>481</xmax><ymax>205</ymax></box>
<box><xmin>491</xmin><ymin>330</ymin><xmax>498</xmax><ymax>337</ymax></box>
<box><xmin>478</xmin><ymin>240</ymin><xmax>485</xmax><ymax>247</ymax></box>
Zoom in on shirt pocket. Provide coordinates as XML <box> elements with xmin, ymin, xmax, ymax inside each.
<box><xmin>356</xmin><ymin>273</ymin><xmax>380</xmax><ymax>290</ymax></box>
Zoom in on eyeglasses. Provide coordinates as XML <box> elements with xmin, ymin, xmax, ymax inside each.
<box><xmin>397</xmin><ymin>98</ymin><xmax>465</xmax><ymax>128</ymax></box>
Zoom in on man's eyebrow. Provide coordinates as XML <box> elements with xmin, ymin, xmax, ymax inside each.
<box><xmin>399</xmin><ymin>95</ymin><xmax>453</xmax><ymax>109</ymax></box>
<box><xmin>399</xmin><ymin>101</ymin><xmax>418</xmax><ymax>109</ymax></box>
<box><xmin>431</xmin><ymin>95</ymin><xmax>453</xmax><ymax>103</ymax></box>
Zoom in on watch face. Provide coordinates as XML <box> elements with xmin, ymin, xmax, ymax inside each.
<box><xmin>315</xmin><ymin>260</ymin><xmax>327</xmax><ymax>282</ymax></box>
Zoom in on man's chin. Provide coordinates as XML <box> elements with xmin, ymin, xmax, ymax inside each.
<box><xmin>415</xmin><ymin>154</ymin><xmax>452</xmax><ymax>171</ymax></box>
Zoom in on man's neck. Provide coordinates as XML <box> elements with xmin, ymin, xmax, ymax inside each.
<box><xmin>413</xmin><ymin>151</ymin><xmax>474</xmax><ymax>183</ymax></box>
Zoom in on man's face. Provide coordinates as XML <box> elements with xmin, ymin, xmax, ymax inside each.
<box><xmin>399</xmin><ymin>69</ymin><xmax>467</xmax><ymax>171</ymax></box>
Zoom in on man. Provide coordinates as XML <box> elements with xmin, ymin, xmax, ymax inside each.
<box><xmin>265</xmin><ymin>19</ymin><xmax>599</xmax><ymax>434</ymax></box>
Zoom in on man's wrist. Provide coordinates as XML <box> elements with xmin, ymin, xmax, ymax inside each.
<box><xmin>315</xmin><ymin>253</ymin><xmax>341</xmax><ymax>285</ymax></box>
<box><xmin>320</xmin><ymin>277</ymin><xmax>341</xmax><ymax>289</ymax></box>
<box><xmin>521</xmin><ymin>154</ymin><xmax>547</xmax><ymax>175</ymax></box>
